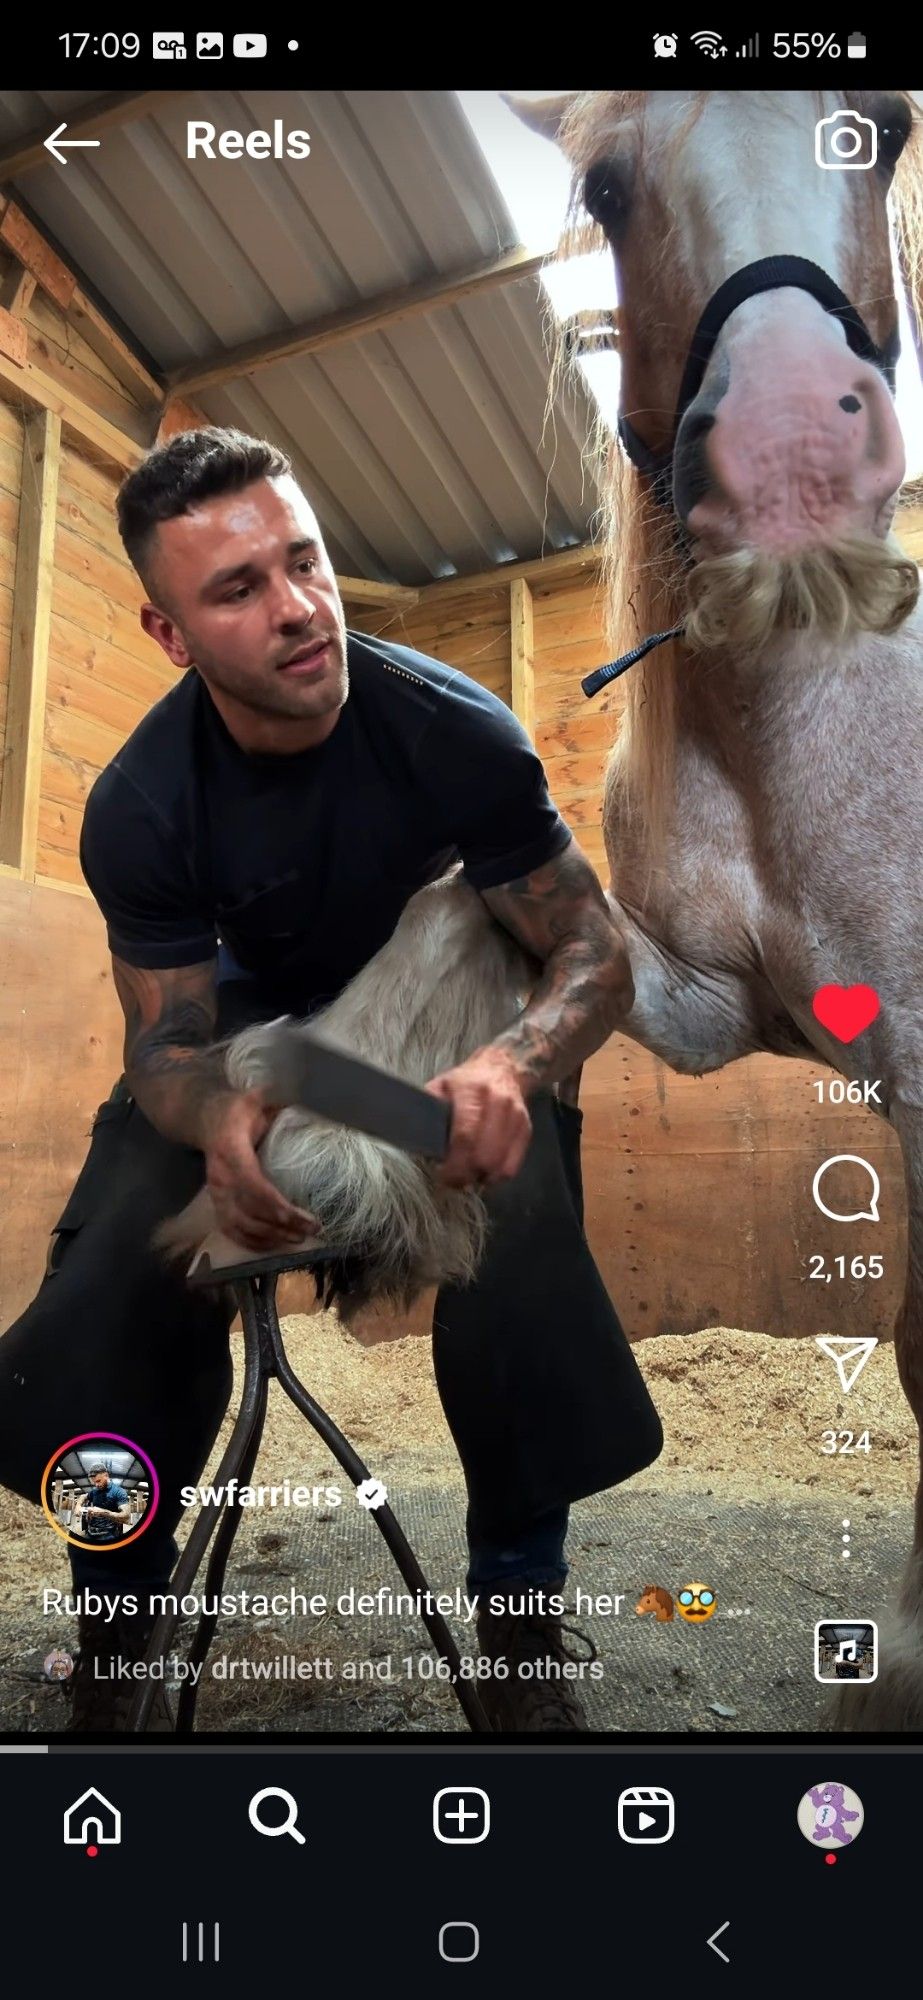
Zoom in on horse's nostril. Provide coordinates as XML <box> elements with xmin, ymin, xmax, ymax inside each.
<box><xmin>680</xmin><ymin>409</ymin><xmax>717</xmax><ymax>447</ymax></box>
<box><xmin>840</xmin><ymin>394</ymin><xmax>862</xmax><ymax>413</ymax></box>
<box><xmin>674</xmin><ymin>408</ymin><xmax>716</xmax><ymax>519</ymax></box>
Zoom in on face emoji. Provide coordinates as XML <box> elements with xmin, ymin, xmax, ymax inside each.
<box><xmin>676</xmin><ymin>1583</ymin><xmax>717</xmax><ymax>1623</ymax></box>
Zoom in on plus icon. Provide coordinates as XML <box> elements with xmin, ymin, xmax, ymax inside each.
<box><xmin>433</xmin><ymin>1787</ymin><xmax>491</xmax><ymax>1844</ymax></box>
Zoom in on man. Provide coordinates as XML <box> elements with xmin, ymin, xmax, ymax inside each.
<box><xmin>0</xmin><ymin>426</ymin><xmax>662</xmax><ymax>1732</ymax></box>
<box><xmin>74</xmin><ymin>1465</ymin><xmax>130</xmax><ymax>1545</ymax></box>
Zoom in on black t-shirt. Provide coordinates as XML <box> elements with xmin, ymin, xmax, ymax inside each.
<box><xmin>80</xmin><ymin>1481</ymin><xmax>128</xmax><ymax>1542</ymax></box>
<box><xmin>79</xmin><ymin>631</ymin><xmax>572</xmax><ymax>1017</ymax></box>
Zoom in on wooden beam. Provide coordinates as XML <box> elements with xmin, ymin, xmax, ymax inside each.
<box><xmin>0</xmin><ymin>91</ymin><xmax>186</xmax><ymax>181</ymax></box>
<box><xmin>0</xmin><ymin>198</ymin><xmax>163</xmax><ymax>408</ymax></box>
<box><xmin>0</xmin><ymin>202</ymin><xmax>74</xmax><ymax>310</ymax></box>
<box><xmin>338</xmin><ymin>575</ymin><xmax>419</xmax><ymax>608</ymax></box>
<box><xmin>0</xmin><ymin>345</ymin><xmax>144</xmax><ymax>472</ymax></box>
<box><xmin>0</xmin><ymin>409</ymin><xmax>61</xmax><ymax>877</ymax></box>
<box><xmin>419</xmin><ymin>542</ymin><xmax>601</xmax><ymax>604</ymax></box>
<box><xmin>155</xmin><ymin>396</ymin><xmax>211</xmax><ymax>443</ymax></box>
<box><xmin>510</xmin><ymin>577</ymin><xmax>535</xmax><ymax>742</ymax></box>
<box><xmin>169</xmin><ymin>245</ymin><xmax>549</xmax><ymax>396</ymax></box>
<box><xmin>67</xmin><ymin>286</ymin><xmax>162</xmax><ymax>408</ymax></box>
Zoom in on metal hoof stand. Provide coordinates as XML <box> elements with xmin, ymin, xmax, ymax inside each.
<box><xmin>127</xmin><ymin>1251</ymin><xmax>489</xmax><ymax>1735</ymax></box>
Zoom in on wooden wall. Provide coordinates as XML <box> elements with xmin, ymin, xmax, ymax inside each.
<box><xmin>0</xmin><ymin>400</ymin><xmax>18</xmax><ymax>783</ymax></box>
<box><xmin>40</xmin><ymin>446</ymin><xmax>173</xmax><ymax>888</ymax></box>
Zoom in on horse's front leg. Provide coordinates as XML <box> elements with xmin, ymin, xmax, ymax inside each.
<box><xmin>831</xmin><ymin>1096</ymin><xmax>923</xmax><ymax>1730</ymax></box>
<box><xmin>604</xmin><ymin>895</ymin><xmax>796</xmax><ymax>1073</ymax></box>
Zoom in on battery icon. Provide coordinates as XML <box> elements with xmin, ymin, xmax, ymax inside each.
<box><xmin>847</xmin><ymin>33</ymin><xmax>866</xmax><ymax>57</ymax></box>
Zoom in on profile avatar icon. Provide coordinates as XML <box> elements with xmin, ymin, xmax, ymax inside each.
<box><xmin>43</xmin><ymin>1649</ymin><xmax>74</xmax><ymax>1682</ymax></box>
<box><xmin>676</xmin><ymin>1583</ymin><xmax>717</xmax><ymax>1623</ymax></box>
<box><xmin>798</xmin><ymin>1781</ymin><xmax>864</xmax><ymax>1849</ymax></box>
<box><xmin>42</xmin><ymin>1432</ymin><xmax>158</xmax><ymax>1551</ymax></box>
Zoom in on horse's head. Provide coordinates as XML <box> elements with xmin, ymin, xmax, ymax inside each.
<box><xmin>512</xmin><ymin>90</ymin><xmax>922</xmax><ymax>645</ymax></box>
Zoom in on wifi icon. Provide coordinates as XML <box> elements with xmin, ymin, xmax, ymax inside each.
<box><xmin>690</xmin><ymin>29</ymin><xmax>728</xmax><ymax>57</ymax></box>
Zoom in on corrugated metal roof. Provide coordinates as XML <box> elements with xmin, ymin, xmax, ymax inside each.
<box><xmin>0</xmin><ymin>88</ymin><xmax>596</xmax><ymax>583</ymax></box>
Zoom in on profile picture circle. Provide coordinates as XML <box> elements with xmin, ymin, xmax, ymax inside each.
<box><xmin>41</xmin><ymin>1433</ymin><xmax>159</xmax><ymax>1552</ymax></box>
<box><xmin>797</xmin><ymin>1780</ymin><xmax>864</xmax><ymax>1849</ymax></box>
<box><xmin>43</xmin><ymin>1649</ymin><xmax>74</xmax><ymax>1682</ymax></box>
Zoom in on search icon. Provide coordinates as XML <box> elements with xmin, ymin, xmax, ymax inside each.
<box><xmin>248</xmin><ymin>1787</ymin><xmax>306</xmax><ymax>1844</ymax></box>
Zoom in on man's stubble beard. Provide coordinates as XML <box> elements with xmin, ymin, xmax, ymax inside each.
<box><xmin>192</xmin><ymin>632</ymin><xmax>349</xmax><ymax>721</ymax></box>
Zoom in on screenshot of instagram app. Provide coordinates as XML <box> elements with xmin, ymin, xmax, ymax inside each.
<box><xmin>0</xmin><ymin>44</ymin><xmax>922</xmax><ymax>1977</ymax></box>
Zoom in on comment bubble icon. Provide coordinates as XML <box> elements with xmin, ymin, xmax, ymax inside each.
<box><xmin>811</xmin><ymin>1155</ymin><xmax>880</xmax><ymax>1225</ymax></box>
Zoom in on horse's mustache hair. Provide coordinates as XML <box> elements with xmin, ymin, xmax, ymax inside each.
<box><xmin>153</xmin><ymin>872</ymin><xmax>533</xmax><ymax>1315</ymax></box>
<box><xmin>683</xmin><ymin>532</ymin><xmax>920</xmax><ymax>654</ymax></box>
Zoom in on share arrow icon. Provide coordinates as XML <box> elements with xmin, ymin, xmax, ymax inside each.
<box><xmin>815</xmin><ymin>1336</ymin><xmax>879</xmax><ymax>1394</ymax></box>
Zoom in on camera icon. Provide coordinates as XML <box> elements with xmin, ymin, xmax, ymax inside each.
<box><xmin>815</xmin><ymin>110</ymin><xmax>877</xmax><ymax>171</ymax></box>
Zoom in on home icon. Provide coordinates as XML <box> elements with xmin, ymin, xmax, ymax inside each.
<box><xmin>63</xmin><ymin>1787</ymin><xmax>121</xmax><ymax>1846</ymax></box>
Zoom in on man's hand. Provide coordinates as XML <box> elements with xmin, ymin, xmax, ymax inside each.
<box><xmin>425</xmin><ymin>1046</ymin><xmax>532</xmax><ymax>1188</ymax></box>
<box><xmin>201</xmin><ymin>1089</ymin><xmax>319</xmax><ymax>1253</ymax></box>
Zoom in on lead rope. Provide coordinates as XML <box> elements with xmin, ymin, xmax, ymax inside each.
<box><xmin>581</xmin><ymin>622</ymin><xmax>686</xmax><ymax>699</ymax></box>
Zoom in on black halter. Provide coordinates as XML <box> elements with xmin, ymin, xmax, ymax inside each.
<box><xmin>618</xmin><ymin>253</ymin><xmax>900</xmax><ymax>505</ymax></box>
<box><xmin>583</xmin><ymin>255</ymin><xmax>900</xmax><ymax>697</ymax></box>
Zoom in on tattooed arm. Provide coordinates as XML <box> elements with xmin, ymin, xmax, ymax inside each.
<box><xmin>112</xmin><ymin>956</ymin><xmax>231</xmax><ymax>1151</ymax></box>
<box><xmin>112</xmin><ymin>956</ymin><xmax>315</xmax><ymax>1250</ymax></box>
<box><xmin>425</xmin><ymin>843</ymin><xmax>633</xmax><ymax>1187</ymax></box>
<box><xmin>483</xmin><ymin>842</ymin><xmax>634</xmax><ymax>1091</ymax></box>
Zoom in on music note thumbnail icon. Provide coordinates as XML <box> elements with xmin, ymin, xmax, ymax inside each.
<box><xmin>814</xmin><ymin>1620</ymin><xmax>878</xmax><ymax>1683</ymax></box>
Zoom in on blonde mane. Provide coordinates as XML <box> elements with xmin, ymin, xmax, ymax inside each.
<box><xmin>544</xmin><ymin>90</ymin><xmax>923</xmax><ymax>859</ymax></box>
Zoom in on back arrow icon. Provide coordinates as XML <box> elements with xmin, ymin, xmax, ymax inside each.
<box><xmin>45</xmin><ymin>123</ymin><xmax>102</xmax><ymax>166</ymax></box>
<box><xmin>707</xmin><ymin>1921</ymin><xmax>730</xmax><ymax>1963</ymax></box>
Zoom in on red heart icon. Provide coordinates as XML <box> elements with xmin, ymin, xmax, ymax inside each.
<box><xmin>812</xmin><ymin>984</ymin><xmax>880</xmax><ymax>1044</ymax></box>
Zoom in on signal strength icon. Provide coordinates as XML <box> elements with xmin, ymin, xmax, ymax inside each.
<box><xmin>735</xmin><ymin>32</ymin><xmax>760</xmax><ymax>57</ymax></box>
<box><xmin>690</xmin><ymin>29</ymin><xmax>729</xmax><ymax>57</ymax></box>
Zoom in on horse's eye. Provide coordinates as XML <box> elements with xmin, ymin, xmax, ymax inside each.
<box><xmin>583</xmin><ymin>158</ymin><xmax>627</xmax><ymax>231</ymax></box>
<box><xmin>876</xmin><ymin>98</ymin><xmax>912</xmax><ymax>166</ymax></box>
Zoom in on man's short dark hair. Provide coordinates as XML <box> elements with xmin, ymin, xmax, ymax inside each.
<box><xmin>116</xmin><ymin>426</ymin><xmax>293</xmax><ymax>597</ymax></box>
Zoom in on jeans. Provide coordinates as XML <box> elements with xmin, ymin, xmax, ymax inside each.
<box><xmin>466</xmin><ymin>1505</ymin><xmax>569</xmax><ymax>1595</ymax></box>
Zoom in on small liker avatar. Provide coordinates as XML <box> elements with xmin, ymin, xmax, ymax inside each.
<box><xmin>636</xmin><ymin>1585</ymin><xmax>675</xmax><ymax>1622</ymax></box>
<box><xmin>676</xmin><ymin>1583</ymin><xmax>717</xmax><ymax>1623</ymax></box>
<box><xmin>43</xmin><ymin>1649</ymin><xmax>74</xmax><ymax>1681</ymax></box>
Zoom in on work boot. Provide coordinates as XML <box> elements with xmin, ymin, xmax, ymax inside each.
<box><xmin>66</xmin><ymin>1610</ymin><xmax>175</xmax><ymax>1734</ymax></box>
<box><xmin>475</xmin><ymin>1592</ymin><xmax>596</xmax><ymax>1732</ymax></box>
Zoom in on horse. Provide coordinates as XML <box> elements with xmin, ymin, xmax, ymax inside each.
<box><xmin>505</xmin><ymin>87</ymin><xmax>923</xmax><ymax>1728</ymax></box>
